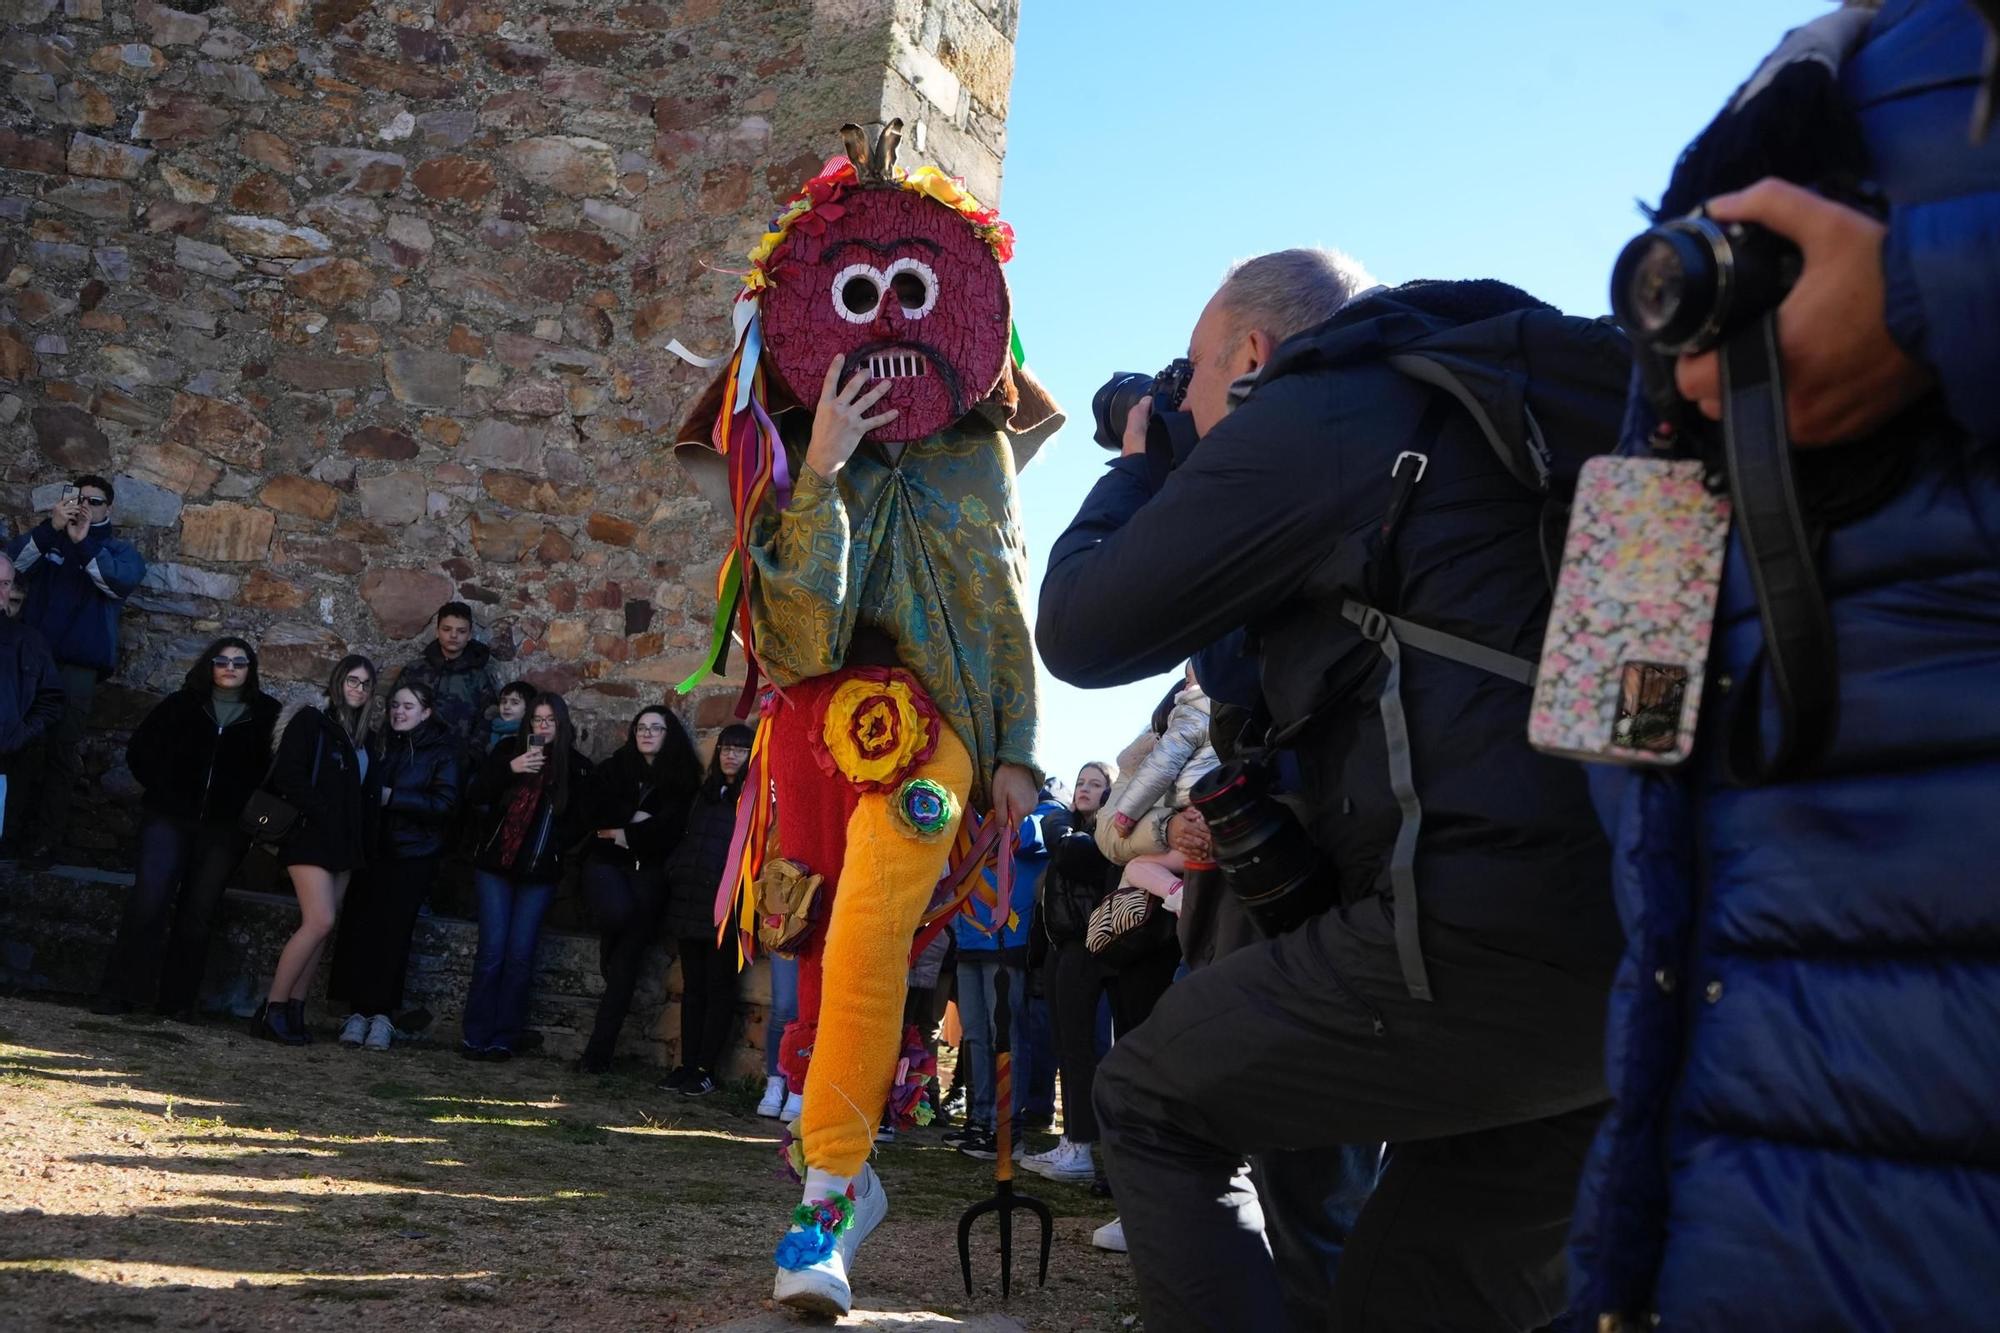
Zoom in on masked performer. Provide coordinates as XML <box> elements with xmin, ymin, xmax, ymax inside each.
<box><xmin>672</xmin><ymin>121</ymin><xmax>1059</xmax><ymax>1316</ymax></box>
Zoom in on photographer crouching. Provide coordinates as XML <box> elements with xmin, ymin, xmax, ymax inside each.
<box><xmin>1038</xmin><ymin>251</ymin><xmax>1629</xmax><ymax>1330</ymax></box>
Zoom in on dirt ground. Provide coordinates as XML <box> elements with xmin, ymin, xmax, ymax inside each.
<box><xmin>0</xmin><ymin>995</ymin><xmax>1139</xmax><ymax>1331</ymax></box>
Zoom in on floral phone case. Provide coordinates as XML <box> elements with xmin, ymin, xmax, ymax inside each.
<box><xmin>1528</xmin><ymin>456</ymin><xmax>1731</xmax><ymax>767</ymax></box>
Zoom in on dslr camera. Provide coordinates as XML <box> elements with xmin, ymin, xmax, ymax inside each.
<box><xmin>1188</xmin><ymin>760</ymin><xmax>1338</xmax><ymax>937</ymax></box>
<box><xmin>1092</xmin><ymin>358</ymin><xmax>1201</xmax><ymax>469</ymax></box>
<box><xmin>1610</xmin><ymin>211</ymin><xmax>1802</xmax><ymax>356</ymax></box>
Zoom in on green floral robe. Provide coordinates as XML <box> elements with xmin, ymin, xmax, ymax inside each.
<box><xmin>745</xmin><ymin>424</ymin><xmax>1038</xmax><ymax>811</ymax></box>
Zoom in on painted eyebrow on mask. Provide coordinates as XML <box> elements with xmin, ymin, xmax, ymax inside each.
<box><xmin>824</xmin><ymin>236</ymin><xmax>942</xmax><ymax>260</ymax></box>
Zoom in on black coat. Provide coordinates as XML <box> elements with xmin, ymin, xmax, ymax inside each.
<box><xmin>580</xmin><ymin>738</ymin><xmax>701</xmax><ymax>870</ymax></box>
<box><xmin>468</xmin><ymin>735</ymin><xmax>594</xmax><ymax>882</ymax></box>
<box><xmin>371</xmin><ymin>716</ymin><xmax>464</xmax><ymax>861</ymax></box>
<box><xmin>663</xmin><ymin>774</ymin><xmax>742</xmax><ymax>941</ymax></box>
<box><xmin>127</xmin><ymin>687</ymin><xmax>282</xmax><ymax>823</ymax></box>
<box><xmin>270</xmin><ymin>706</ymin><xmax>371</xmax><ymax>872</ymax></box>
<box><xmin>0</xmin><ymin>615</ymin><xmax>63</xmax><ymax>768</ymax></box>
<box><xmin>1038</xmin><ymin>808</ymin><xmax>1116</xmax><ymax>946</ymax></box>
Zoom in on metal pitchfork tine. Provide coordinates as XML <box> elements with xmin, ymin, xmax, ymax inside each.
<box><xmin>957</xmin><ymin>965</ymin><xmax>1053</xmax><ymax>1298</ymax></box>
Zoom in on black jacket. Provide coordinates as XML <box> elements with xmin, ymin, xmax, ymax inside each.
<box><xmin>270</xmin><ymin>706</ymin><xmax>371</xmax><ymax>872</ymax></box>
<box><xmin>1038</xmin><ymin>807</ymin><xmax>1115</xmax><ymax>946</ymax></box>
<box><xmin>663</xmin><ymin>773</ymin><xmax>743</xmax><ymax>941</ymax></box>
<box><xmin>580</xmin><ymin>716</ymin><xmax>702</xmax><ymax>870</ymax></box>
<box><xmin>1039</xmin><ymin>282</ymin><xmax>1620</xmax><ymax>967</ymax></box>
<box><xmin>0</xmin><ymin>616</ymin><xmax>63</xmax><ymax>767</ymax></box>
<box><xmin>128</xmin><ymin>687</ymin><xmax>281</xmax><ymax>823</ymax></box>
<box><xmin>371</xmin><ymin>716</ymin><xmax>464</xmax><ymax>861</ymax></box>
<box><xmin>468</xmin><ymin>735</ymin><xmax>594</xmax><ymax>882</ymax></box>
<box><xmin>392</xmin><ymin>638</ymin><xmax>499</xmax><ymax>755</ymax></box>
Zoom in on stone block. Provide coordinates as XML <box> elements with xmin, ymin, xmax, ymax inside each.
<box><xmin>127</xmin><ymin>438</ymin><xmax>221</xmax><ymax>495</ymax></box>
<box><xmin>272</xmin><ymin>354</ymin><xmax>377</xmax><ymax>391</ymax></box>
<box><xmin>308</xmin><ymin>145</ymin><xmax>406</xmax><ymax>194</ymax></box>
<box><xmin>161</xmin><ymin>392</ymin><xmax>270</xmax><ymax>466</ymax></box>
<box><xmin>179</xmin><ymin>502</ymin><xmax>274</xmax><ymax>562</ymax></box>
<box><xmin>135</xmin><ymin>1</ymin><xmax>209</xmax><ymax>47</ymax></box>
<box><xmin>132</xmin><ymin>93</ymin><xmax>230</xmax><ymax>142</ymax></box>
<box><xmin>360</xmin><ymin>566</ymin><xmax>454</xmax><ymax>637</ymax></box>
<box><xmin>582</xmin><ymin>198</ymin><xmax>643</xmax><ymax>240</ymax></box>
<box><xmin>381</xmin><ymin>213</ymin><xmax>433</xmax><ymax>267</ymax></box>
<box><xmin>462</xmin><ymin>418</ymin><xmax>541</xmax><ymax>470</ymax></box>
<box><xmin>106</xmin><ymin>474</ymin><xmax>183</xmax><ymax>527</ymax></box>
<box><xmin>65</xmin><ymin>132</ymin><xmax>154</xmax><ymax>179</ymax></box>
<box><xmin>500</xmin><ymin>135</ymin><xmax>617</xmax><ymax>196</ymax></box>
<box><xmin>0</xmin><ymin>128</ymin><xmax>64</xmax><ymax>174</ymax></box>
<box><xmin>332</xmin><ymin>51</ymin><xmax>454</xmax><ymax>99</ymax></box>
<box><xmin>340</xmin><ymin>423</ymin><xmax>420</xmax><ymax>460</ymax></box>
<box><xmin>286</xmin><ymin>256</ymin><xmax>374</xmax><ymax>308</ymax></box>
<box><xmin>384</xmin><ymin>349</ymin><xmax>462</xmax><ymax>408</ymax></box>
<box><xmin>194</xmin><ymin>61</ymin><xmax>267</xmax><ymax>101</ymax></box>
<box><xmin>358</xmin><ymin>470</ymin><xmax>425</xmax><ymax>524</ymax></box>
<box><xmin>585</xmin><ymin>511</ymin><xmax>639</xmax><ymax>546</ymax></box>
<box><xmin>241</xmin><ymin>568</ymin><xmax>308</xmax><ymax>611</ymax></box>
<box><xmin>216</xmin><ymin>215</ymin><xmax>333</xmax><ymax>259</ymax></box>
<box><xmin>160</xmin><ymin>161</ymin><xmax>218</xmax><ymax>203</ymax></box>
<box><xmin>143</xmin><ymin>561</ymin><xmax>239</xmax><ymax>600</ymax></box>
<box><xmin>172</xmin><ymin>235</ymin><xmax>240</xmax><ymax>278</ymax></box>
<box><xmin>493</xmin><ymin>378</ymin><xmax>565</xmax><ymax>416</ymax></box>
<box><xmin>258</xmin><ymin>622</ymin><xmax>346</xmax><ymax>681</ymax></box>
<box><xmin>88</xmin><ymin>43</ymin><xmax>168</xmax><ymax>81</ymax></box>
<box><xmin>230</xmin><ymin>170</ymin><xmax>293</xmax><ymax>214</ymax></box>
<box><xmin>469</xmin><ymin>510</ymin><xmax>545</xmax><ymax>563</ymax></box>
<box><xmin>239</xmin><ymin>129</ymin><xmax>295</xmax><ymax>172</ymax></box>
<box><xmin>55</xmin><ymin>80</ymin><xmax>115</xmax><ymax>128</ymax></box>
<box><xmin>260</xmin><ymin>474</ymin><xmax>339</xmax><ymax>520</ymax></box>
<box><xmin>42</xmin><ymin>178</ymin><xmax>131</xmax><ymax>219</ymax></box>
<box><xmin>30</xmin><ymin>402</ymin><xmax>111</xmax><ymax>470</ymax></box>
<box><xmin>411</xmin><ymin>153</ymin><xmax>496</xmax><ymax>203</ymax></box>
<box><xmin>0</xmin><ymin>327</ymin><xmax>33</xmax><ymax>382</ymax></box>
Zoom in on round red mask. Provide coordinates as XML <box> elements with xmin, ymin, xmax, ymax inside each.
<box><xmin>759</xmin><ymin>185</ymin><xmax>1012</xmax><ymax>443</ymax></box>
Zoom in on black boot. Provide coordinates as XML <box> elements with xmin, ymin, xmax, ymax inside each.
<box><xmin>285</xmin><ymin>999</ymin><xmax>314</xmax><ymax>1044</ymax></box>
<box><xmin>255</xmin><ymin>1001</ymin><xmax>306</xmax><ymax>1047</ymax></box>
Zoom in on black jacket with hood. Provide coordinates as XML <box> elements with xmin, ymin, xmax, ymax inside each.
<box><xmin>370</xmin><ymin>714</ymin><xmax>464</xmax><ymax>861</ymax></box>
<box><xmin>0</xmin><ymin>615</ymin><xmax>63</xmax><ymax>768</ymax></box>
<box><xmin>580</xmin><ymin>712</ymin><xmax>703</xmax><ymax>871</ymax></box>
<box><xmin>468</xmin><ymin>735</ymin><xmax>595</xmax><ymax>882</ymax></box>
<box><xmin>392</xmin><ymin>639</ymin><xmax>499</xmax><ymax>754</ymax></box>
<box><xmin>270</xmin><ymin>704</ymin><xmax>371</xmax><ymax>871</ymax></box>
<box><xmin>127</xmin><ymin>647</ymin><xmax>282</xmax><ymax>824</ymax></box>
<box><xmin>1039</xmin><ymin>280</ymin><xmax>1623</xmax><ymax>969</ymax></box>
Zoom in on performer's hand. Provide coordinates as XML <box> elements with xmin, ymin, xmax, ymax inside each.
<box><xmin>1166</xmin><ymin>807</ymin><xmax>1212</xmax><ymax>860</ymax></box>
<box><xmin>992</xmin><ymin>762</ymin><xmax>1039</xmax><ymax>830</ymax></box>
<box><xmin>806</xmin><ymin>356</ymin><xmax>898</xmax><ymax>480</ymax></box>
<box><xmin>1673</xmin><ymin>179</ymin><xmax>1932</xmax><ymax>446</ymax></box>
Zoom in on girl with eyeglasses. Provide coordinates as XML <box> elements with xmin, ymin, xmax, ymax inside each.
<box><xmin>92</xmin><ymin>639</ymin><xmax>281</xmax><ymax>1019</ymax></box>
<box><xmin>661</xmin><ymin>722</ymin><xmax>758</xmax><ymax>1096</ymax></box>
<box><xmin>572</xmin><ymin>704</ymin><xmax>703</xmax><ymax>1075</ymax></box>
<box><xmin>328</xmin><ymin>681</ymin><xmax>464</xmax><ymax>1052</ymax></box>
<box><xmin>462</xmin><ymin>692</ymin><xmax>592</xmax><ymax>1059</ymax></box>
<box><xmin>256</xmin><ymin>654</ymin><xmax>376</xmax><ymax>1045</ymax></box>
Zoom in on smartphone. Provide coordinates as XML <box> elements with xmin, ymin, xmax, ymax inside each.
<box><xmin>1528</xmin><ymin>456</ymin><xmax>1732</xmax><ymax>767</ymax></box>
<box><xmin>528</xmin><ymin>734</ymin><xmax>549</xmax><ymax>749</ymax></box>
<box><xmin>58</xmin><ymin>484</ymin><xmax>79</xmax><ymax>507</ymax></box>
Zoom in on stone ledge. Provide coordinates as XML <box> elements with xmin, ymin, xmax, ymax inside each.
<box><xmin>0</xmin><ymin>864</ymin><xmax>772</xmax><ymax>1077</ymax></box>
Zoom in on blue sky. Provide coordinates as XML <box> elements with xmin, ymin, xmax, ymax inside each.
<box><xmin>998</xmin><ymin>0</ymin><xmax>1820</xmax><ymax>788</ymax></box>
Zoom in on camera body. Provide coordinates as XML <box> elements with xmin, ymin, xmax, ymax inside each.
<box><xmin>1188</xmin><ymin>760</ymin><xmax>1338</xmax><ymax>936</ymax></box>
<box><xmin>1610</xmin><ymin>213</ymin><xmax>1802</xmax><ymax>356</ymax></box>
<box><xmin>1091</xmin><ymin>359</ymin><xmax>1201</xmax><ymax>468</ymax></box>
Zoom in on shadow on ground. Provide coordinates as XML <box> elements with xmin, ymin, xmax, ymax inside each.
<box><xmin>0</xmin><ymin>996</ymin><xmax>1136</xmax><ymax>1331</ymax></box>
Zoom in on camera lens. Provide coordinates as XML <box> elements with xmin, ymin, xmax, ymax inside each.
<box><xmin>1091</xmin><ymin>372</ymin><xmax>1156</xmax><ymax>451</ymax></box>
<box><xmin>1611</xmin><ymin>219</ymin><xmax>1724</xmax><ymax>354</ymax></box>
<box><xmin>1189</xmin><ymin>762</ymin><xmax>1336</xmax><ymax>935</ymax></box>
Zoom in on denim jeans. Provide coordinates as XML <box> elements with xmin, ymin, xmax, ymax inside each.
<box><xmin>955</xmin><ymin>955</ymin><xmax>1028</xmax><ymax>1130</ymax></box>
<box><xmin>1019</xmin><ymin>991</ymin><xmax>1057</xmax><ymax>1120</ymax></box>
<box><xmin>100</xmin><ymin>812</ymin><xmax>248</xmax><ymax>1012</ymax></box>
<box><xmin>461</xmin><ymin>869</ymin><xmax>556</xmax><ymax>1050</ymax></box>
<box><xmin>765</xmin><ymin>953</ymin><xmax>798</xmax><ymax>1079</ymax></box>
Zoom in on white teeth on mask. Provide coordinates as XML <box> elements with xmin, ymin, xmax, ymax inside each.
<box><xmin>865</xmin><ymin>352</ymin><xmax>928</xmax><ymax>379</ymax></box>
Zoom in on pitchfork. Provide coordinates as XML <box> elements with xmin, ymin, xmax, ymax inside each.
<box><xmin>957</xmin><ymin>964</ymin><xmax>1053</xmax><ymax>1298</ymax></box>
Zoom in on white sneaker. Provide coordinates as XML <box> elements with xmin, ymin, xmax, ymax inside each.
<box><xmin>772</xmin><ymin>1164</ymin><xmax>888</xmax><ymax>1317</ymax></box>
<box><xmin>1023</xmin><ymin>1136</ymin><xmax>1096</xmax><ymax>1182</ymax></box>
<box><xmin>1091</xmin><ymin>1217</ymin><xmax>1126</xmax><ymax>1253</ymax></box>
<box><xmin>757</xmin><ymin>1075</ymin><xmax>787</xmax><ymax>1118</ymax></box>
<box><xmin>337</xmin><ymin>1013</ymin><xmax>367</xmax><ymax>1048</ymax></box>
<box><xmin>782</xmin><ymin>1090</ymin><xmax>803</xmax><ymax>1120</ymax></box>
<box><xmin>364</xmin><ymin>1014</ymin><xmax>394</xmax><ymax>1052</ymax></box>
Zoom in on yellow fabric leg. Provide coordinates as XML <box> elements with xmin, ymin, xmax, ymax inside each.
<box><xmin>800</xmin><ymin>726</ymin><xmax>973</xmax><ymax>1176</ymax></box>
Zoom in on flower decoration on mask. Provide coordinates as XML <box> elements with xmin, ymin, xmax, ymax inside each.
<box><xmin>813</xmin><ymin>667</ymin><xmax>942</xmax><ymax>791</ymax></box>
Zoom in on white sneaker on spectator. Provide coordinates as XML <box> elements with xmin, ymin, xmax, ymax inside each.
<box><xmin>757</xmin><ymin>1075</ymin><xmax>787</xmax><ymax>1118</ymax></box>
<box><xmin>772</xmin><ymin>1164</ymin><xmax>887</xmax><ymax>1317</ymax></box>
<box><xmin>1023</xmin><ymin>1137</ymin><xmax>1095</xmax><ymax>1182</ymax></box>
<box><xmin>1092</xmin><ymin>1217</ymin><xmax>1127</xmax><ymax>1253</ymax></box>
<box><xmin>364</xmin><ymin>1014</ymin><xmax>393</xmax><ymax>1052</ymax></box>
<box><xmin>782</xmin><ymin>1090</ymin><xmax>803</xmax><ymax>1120</ymax></box>
<box><xmin>337</xmin><ymin>1013</ymin><xmax>367</xmax><ymax>1048</ymax></box>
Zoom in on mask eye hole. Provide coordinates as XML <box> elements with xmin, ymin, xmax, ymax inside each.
<box><xmin>832</xmin><ymin>263</ymin><xmax>885</xmax><ymax>323</ymax></box>
<box><xmin>884</xmin><ymin>257</ymin><xmax>939</xmax><ymax>319</ymax></box>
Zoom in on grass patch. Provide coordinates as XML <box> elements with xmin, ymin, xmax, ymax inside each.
<box><xmin>366</xmin><ymin>1081</ymin><xmax>425</xmax><ymax>1102</ymax></box>
<box><xmin>72</xmin><ymin>1021</ymin><xmax>188</xmax><ymax>1046</ymax></box>
<box><xmin>551</xmin><ymin>1118</ymin><xmax>608</xmax><ymax>1145</ymax></box>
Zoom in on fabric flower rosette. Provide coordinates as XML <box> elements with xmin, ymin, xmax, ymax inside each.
<box><xmin>812</xmin><ymin>667</ymin><xmax>943</xmax><ymax>793</ymax></box>
<box><xmin>887</xmin><ymin>1024</ymin><xmax>939</xmax><ymax>1129</ymax></box>
<box><xmin>773</xmin><ymin>1188</ymin><xmax>858</xmax><ymax>1270</ymax></box>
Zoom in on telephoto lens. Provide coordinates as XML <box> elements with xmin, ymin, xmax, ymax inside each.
<box><xmin>1610</xmin><ymin>214</ymin><xmax>1801</xmax><ymax>356</ymax></box>
<box><xmin>1188</xmin><ymin>762</ymin><xmax>1337</xmax><ymax>936</ymax></box>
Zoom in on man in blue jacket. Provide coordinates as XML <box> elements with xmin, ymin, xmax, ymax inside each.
<box><xmin>7</xmin><ymin>474</ymin><xmax>146</xmax><ymax>854</ymax></box>
<box><xmin>945</xmin><ymin>790</ymin><xmax>1059</xmax><ymax>1161</ymax></box>
<box><xmin>1570</xmin><ymin>3</ymin><xmax>2000</xmax><ymax>1329</ymax></box>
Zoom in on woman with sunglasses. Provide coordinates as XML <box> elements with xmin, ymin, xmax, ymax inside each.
<box><xmin>463</xmin><ymin>692</ymin><xmax>592</xmax><ymax>1059</ymax></box>
<box><xmin>93</xmin><ymin>639</ymin><xmax>281</xmax><ymax>1018</ymax></box>
<box><xmin>329</xmin><ymin>681</ymin><xmax>464</xmax><ymax>1052</ymax></box>
<box><xmin>661</xmin><ymin>723</ymin><xmax>757</xmax><ymax>1096</ymax></box>
<box><xmin>256</xmin><ymin>654</ymin><xmax>376</xmax><ymax>1045</ymax></box>
<box><xmin>572</xmin><ymin>704</ymin><xmax>703</xmax><ymax>1074</ymax></box>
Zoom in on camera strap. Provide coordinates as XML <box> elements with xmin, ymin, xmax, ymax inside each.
<box><xmin>1719</xmin><ymin>314</ymin><xmax>1839</xmax><ymax>781</ymax></box>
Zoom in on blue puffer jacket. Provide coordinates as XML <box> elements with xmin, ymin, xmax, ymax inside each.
<box><xmin>952</xmin><ymin>799</ymin><xmax>1058</xmax><ymax>955</ymax></box>
<box><xmin>1568</xmin><ymin>4</ymin><xmax>2000</xmax><ymax>1329</ymax></box>
<box><xmin>6</xmin><ymin>520</ymin><xmax>145</xmax><ymax>675</ymax></box>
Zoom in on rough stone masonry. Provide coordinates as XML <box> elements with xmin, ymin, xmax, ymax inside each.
<box><xmin>0</xmin><ymin>0</ymin><xmax>1019</xmax><ymax>860</ymax></box>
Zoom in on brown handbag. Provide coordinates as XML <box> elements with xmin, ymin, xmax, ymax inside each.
<box><xmin>754</xmin><ymin>857</ymin><xmax>826</xmax><ymax>959</ymax></box>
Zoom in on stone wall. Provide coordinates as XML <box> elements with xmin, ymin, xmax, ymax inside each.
<box><xmin>0</xmin><ymin>863</ymin><xmax>781</xmax><ymax>1075</ymax></box>
<box><xmin>0</xmin><ymin>0</ymin><xmax>1018</xmax><ymax>859</ymax></box>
